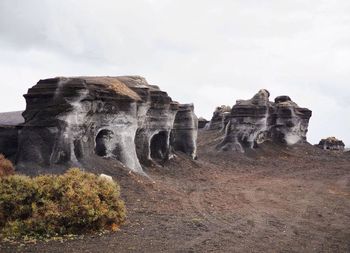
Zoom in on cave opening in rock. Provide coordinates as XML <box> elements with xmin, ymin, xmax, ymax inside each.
<box><xmin>150</xmin><ymin>131</ymin><xmax>168</xmax><ymax>161</ymax></box>
<box><xmin>95</xmin><ymin>129</ymin><xmax>114</xmax><ymax>157</ymax></box>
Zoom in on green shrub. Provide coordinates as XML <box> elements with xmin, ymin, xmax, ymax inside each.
<box><xmin>0</xmin><ymin>154</ymin><xmax>14</xmax><ymax>177</ymax></box>
<box><xmin>0</xmin><ymin>168</ymin><xmax>126</xmax><ymax>239</ymax></box>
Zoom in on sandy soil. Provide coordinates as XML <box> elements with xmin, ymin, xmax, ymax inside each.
<box><xmin>1</xmin><ymin>130</ymin><xmax>350</xmax><ymax>252</ymax></box>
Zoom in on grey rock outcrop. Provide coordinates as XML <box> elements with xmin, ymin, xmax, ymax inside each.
<box><xmin>316</xmin><ymin>137</ymin><xmax>345</xmax><ymax>151</ymax></box>
<box><xmin>208</xmin><ymin>105</ymin><xmax>231</xmax><ymax>130</ymax></box>
<box><xmin>271</xmin><ymin>95</ymin><xmax>312</xmax><ymax>145</ymax></box>
<box><xmin>12</xmin><ymin>76</ymin><xmax>198</xmax><ymax>173</ymax></box>
<box><xmin>0</xmin><ymin>111</ymin><xmax>24</xmax><ymax>160</ymax></box>
<box><xmin>198</xmin><ymin>117</ymin><xmax>209</xmax><ymax>129</ymax></box>
<box><xmin>216</xmin><ymin>89</ymin><xmax>312</xmax><ymax>152</ymax></box>
<box><xmin>171</xmin><ymin>104</ymin><xmax>198</xmax><ymax>159</ymax></box>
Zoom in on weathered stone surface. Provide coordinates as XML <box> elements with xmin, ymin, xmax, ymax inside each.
<box><xmin>208</xmin><ymin>105</ymin><xmax>231</xmax><ymax>130</ymax></box>
<box><xmin>14</xmin><ymin>76</ymin><xmax>197</xmax><ymax>173</ymax></box>
<box><xmin>316</xmin><ymin>137</ymin><xmax>345</xmax><ymax>151</ymax></box>
<box><xmin>132</xmin><ymin>83</ymin><xmax>179</xmax><ymax>166</ymax></box>
<box><xmin>271</xmin><ymin>96</ymin><xmax>312</xmax><ymax>145</ymax></box>
<box><xmin>215</xmin><ymin>89</ymin><xmax>312</xmax><ymax>152</ymax></box>
<box><xmin>198</xmin><ymin>117</ymin><xmax>209</xmax><ymax>129</ymax></box>
<box><xmin>171</xmin><ymin>104</ymin><xmax>198</xmax><ymax>159</ymax></box>
<box><xmin>0</xmin><ymin>111</ymin><xmax>24</xmax><ymax>160</ymax></box>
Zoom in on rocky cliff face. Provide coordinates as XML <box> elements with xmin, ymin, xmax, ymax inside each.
<box><xmin>16</xmin><ymin>76</ymin><xmax>198</xmax><ymax>173</ymax></box>
<box><xmin>215</xmin><ymin>90</ymin><xmax>312</xmax><ymax>152</ymax></box>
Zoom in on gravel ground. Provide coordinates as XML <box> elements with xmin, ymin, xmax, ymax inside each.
<box><xmin>1</xmin><ymin>130</ymin><xmax>350</xmax><ymax>253</ymax></box>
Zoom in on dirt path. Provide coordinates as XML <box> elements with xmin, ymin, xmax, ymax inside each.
<box><xmin>1</xmin><ymin>133</ymin><xmax>350</xmax><ymax>252</ymax></box>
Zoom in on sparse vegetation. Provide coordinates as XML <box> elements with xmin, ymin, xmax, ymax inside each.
<box><xmin>0</xmin><ymin>168</ymin><xmax>126</xmax><ymax>240</ymax></box>
<box><xmin>0</xmin><ymin>154</ymin><xmax>14</xmax><ymax>177</ymax></box>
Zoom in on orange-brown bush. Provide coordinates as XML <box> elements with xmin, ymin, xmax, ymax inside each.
<box><xmin>0</xmin><ymin>154</ymin><xmax>14</xmax><ymax>177</ymax></box>
<box><xmin>0</xmin><ymin>168</ymin><xmax>126</xmax><ymax>239</ymax></box>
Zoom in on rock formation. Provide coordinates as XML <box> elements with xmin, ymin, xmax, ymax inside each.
<box><xmin>198</xmin><ymin>117</ymin><xmax>209</xmax><ymax>129</ymax></box>
<box><xmin>270</xmin><ymin>95</ymin><xmax>312</xmax><ymax>146</ymax></box>
<box><xmin>316</xmin><ymin>137</ymin><xmax>345</xmax><ymax>151</ymax></box>
<box><xmin>171</xmin><ymin>104</ymin><xmax>198</xmax><ymax>159</ymax></box>
<box><xmin>207</xmin><ymin>105</ymin><xmax>231</xmax><ymax>130</ymax></box>
<box><xmin>215</xmin><ymin>90</ymin><xmax>312</xmax><ymax>152</ymax></box>
<box><xmin>0</xmin><ymin>81</ymin><xmax>316</xmax><ymax>171</ymax></box>
<box><xmin>0</xmin><ymin>111</ymin><xmax>24</xmax><ymax>160</ymax></box>
<box><xmin>8</xmin><ymin>76</ymin><xmax>198</xmax><ymax>173</ymax></box>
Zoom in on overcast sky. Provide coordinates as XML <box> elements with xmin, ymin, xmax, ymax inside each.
<box><xmin>0</xmin><ymin>0</ymin><xmax>349</xmax><ymax>146</ymax></box>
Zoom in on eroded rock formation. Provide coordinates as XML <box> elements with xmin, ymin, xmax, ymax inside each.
<box><xmin>316</xmin><ymin>137</ymin><xmax>345</xmax><ymax>151</ymax></box>
<box><xmin>208</xmin><ymin>105</ymin><xmax>231</xmax><ymax>130</ymax></box>
<box><xmin>271</xmin><ymin>95</ymin><xmax>312</xmax><ymax>146</ymax></box>
<box><xmin>198</xmin><ymin>117</ymin><xmax>209</xmax><ymax>129</ymax></box>
<box><xmin>171</xmin><ymin>104</ymin><xmax>198</xmax><ymax>159</ymax></box>
<box><xmin>215</xmin><ymin>90</ymin><xmax>312</xmax><ymax>152</ymax></box>
<box><xmin>0</xmin><ymin>111</ymin><xmax>24</xmax><ymax>160</ymax></box>
<box><xmin>14</xmin><ymin>76</ymin><xmax>198</xmax><ymax>173</ymax></box>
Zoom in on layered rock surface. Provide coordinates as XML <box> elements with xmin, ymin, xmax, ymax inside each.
<box><xmin>171</xmin><ymin>104</ymin><xmax>198</xmax><ymax>159</ymax></box>
<box><xmin>198</xmin><ymin>117</ymin><xmax>209</xmax><ymax>129</ymax></box>
<box><xmin>215</xmin><ymin>90</ymin><xmax>312</xmax><ymax>152</ymax></box>
<box><xmin>316</xmin><ymin>137</ymin><xmax>345</xmax><ymax>151</ymax></box>
<box><xmin>207</xmin><ymin>105</ymin><xmax>231</xmax><ymax>130</ymax></box>
<box><xmin>14</xmin><ymin>76</ymin><xmax>198</xmax><ymax>173</ymax></box>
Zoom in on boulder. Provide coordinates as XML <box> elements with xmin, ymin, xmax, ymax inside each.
<box><xmin>316</xmin><ymin>137</ymin><xmax>345</xmax><ymax>151</ymax></box>
<box><xmin>99</xmin><ymin>173</ymin><xmax>113</xmax><ymax>182</ymax></box>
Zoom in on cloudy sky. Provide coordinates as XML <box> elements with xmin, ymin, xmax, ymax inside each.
<box><xmin>0</xmin><ymin>0</ymin><xmax>349</xmax><ymax>146</ymax></box>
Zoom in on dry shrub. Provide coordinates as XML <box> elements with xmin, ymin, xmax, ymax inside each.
<box><xmin>0</xmin><ymin>154</ymin><xmax>14</xmax><ymax>177</ymax></box>
<box><xmin>0</xmin><ymin>168</ymin><xmax>126</xmax><ymax>239</ymax></box>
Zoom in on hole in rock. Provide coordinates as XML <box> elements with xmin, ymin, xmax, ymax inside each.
<box><xmin>150</xmin><ymin>131</ymin><xmax>168</xmax><ymax>161</ymax></box>
<box><xmin>95</xmin><ymin>129</ymin><xmax>114</xmax><ymax>157</ymax></box>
